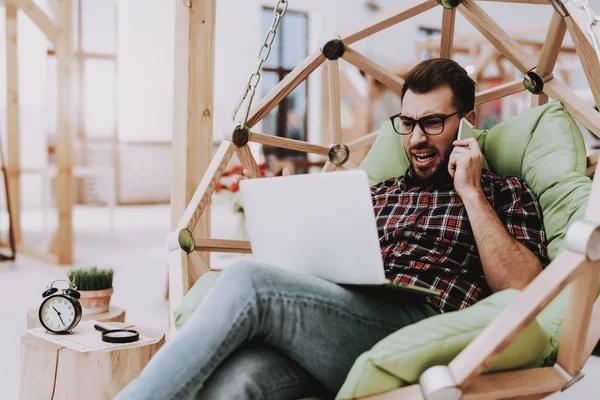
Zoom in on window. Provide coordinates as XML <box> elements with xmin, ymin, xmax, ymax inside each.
<box><xmin>260</xmin><ymin>8</ymin><xmax>308</xmax><ymax>158</ymax></box>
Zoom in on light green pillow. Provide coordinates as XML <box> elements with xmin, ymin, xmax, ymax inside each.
<box><xmin>174</xmin><ymin>271</ymin><xmax>220</xmax><ymax>331</ymax></box>
<box><xmin>336</xmin><ymin>290</ymin><xmax>552</xmax><ymax>399</ymax></box>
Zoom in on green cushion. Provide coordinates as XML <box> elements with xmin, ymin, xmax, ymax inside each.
<box><xmin>359</xmin><ymin>100</ymin><xmax>591</xmax><ymax>260</ymax></box>
<box><xmin>174</xmin><ymin>271</ymin><xmax>221</xmax><ymax>331</ymax></box>
<box><xmin>335</xmin><ymin>290</ymin><xmax>552</xmax><ymax>399</ymax></box>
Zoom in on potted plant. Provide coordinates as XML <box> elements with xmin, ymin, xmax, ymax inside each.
<box><xmin>67</xmin><ymin>266</ymin><xmax>114</xmax><ymax>315</ymax></box>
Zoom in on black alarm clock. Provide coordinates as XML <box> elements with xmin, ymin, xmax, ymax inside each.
<box><xmin>39</xmin><ymin>280</ymin><xmax>82</xmax><ymax>334</ymax></box>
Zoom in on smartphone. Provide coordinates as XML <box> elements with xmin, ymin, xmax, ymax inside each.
<box><xmin>457</xmin><ymin>117</ymin><xmax>477</xmax><ymax>141</ymax></box>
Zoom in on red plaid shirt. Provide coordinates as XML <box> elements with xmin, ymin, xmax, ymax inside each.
<box><xmin>371</xmin><ymin>169</ymin><xmax>550</xmax><ymax>313</ymax></box>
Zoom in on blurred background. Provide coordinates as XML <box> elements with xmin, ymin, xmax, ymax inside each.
<box><xmin>1</xmin><ymin>0</ymin><xmax>599</xmax><ymax>398</ymax></box>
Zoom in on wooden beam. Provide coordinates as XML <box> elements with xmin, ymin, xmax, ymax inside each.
<box><xmin>247</xmin><ymin>50</ymin><xmax>325</xmax><ymax>128</ymax></box>
<box><xmin>586</xmin><ymin>157</ymin><xmax>600</xmax><ymax>222</ymax></box>
<box><xmin>341</xmin><ymin>0</ymin><xmax>438</xmax><ymax>46</ymax></box>
<box><xmin>343</xmin><ymin>160</ymin><xmax>358</xmax><ymax>170</ymax></box>
<box><xmin>5</xmin><ymin>2</ymin><xmax>21</xmax><ymax>243</ymax></box>
<box><xmin>250</xmin><ymin>132</ymin><xmax>330</xmax><ymax>156</ymax></box>
<box><xmin>348</xmin><ymin>131</ymin><xmax>379</xmax><ymax>153</ymax></box>
<box><xmin>322</xmin><ymin>161</ymin><xmax>337</xmax><ymax>172</ymax></box>
<box><xmin>538</xmin><ymin>11</ymin><xmax>567</xmax><ymax>77</ymax></box>
<box><xmin>457</xmin><ymin>0</ymin><xmax>537</xmax><ymax>74</ymax></box>
<box><xmin>584</xmin><ymin>295</ymin><xmax>600</xmax><ymax>360</ymax></box>
<box><xmin>52</xmin><ymin>0</ymin><xmax>74</xmax><ymax>264</ymax></box>
<box><xmin>360</xmin><ymin>368</ymin><xmax>565</xmax><ymax>400</ymax></box>
<box><xmin>195</xmin><ymin>238</ymin><xmax>252</xmax><ymax>254</ymax></box>
<box><xmin>328</xmin><ymin>60</ymin><xmax>343</xmax><ymax>143</ymax></box>
<box><xmin>587</xmin><ymin>150</ymin><xmax>599</xmax><ymax>177</ymax></box>
<box><xmin>565</xmin><ymin>13</ymin><xmax>600</xmax><ymax>112</ymax></box>
<box><xmin>168</xmin><ymin>249</ymin><xmax>188</xmax><ymax>336</ymax></box>
<box><xmin>557</xmin><ymin>261</ymin><xmax>600</xmax><ymax>375</ymax></box>
<box><xmin>475</xmin><ymin>0</ymin><xmax>551</xmax><ymax>3</ymax></box>
<box><xmin>175</xmin><ymin>141</ymin><xmax>235</xmax><ymax>233</ymax></box>
<box><xmin>187</xmin><ymin>250</ymin><xmax>210</xmax><ymax>288</ymax></box>
<box><xmin>171</xmin><ymin>0</ymin><xmax>216</xmax><ymax>272</ymax></box>
<box><xmin>531</xmin><ymin>11</ymin><xmax>565</xmax><ymax>109</ymax></box>
<box><xmin>440</xmin><ymin>8</ymin><xmax>456</xmax><ymax>59</ymax></box>
<box><xmin>13</xmin><ymin>0</ymin><xmax>58</xmax><ymax>45</ymax></box>
<box><xmin>544</xmin><ymin>79</ymin><xmax>600</xmax><ymax>139</ymax></box>
<box><xmin>449</xmin><ymin>250</ymin><xmax>587</xmax><ymax>386</ymax></box>
<box><xmin>235</xmin><ymin>145</ymin><xmax>261</xmax><ymax>178</ymax></box>
<box><xmin>474</xmin><ymin>79</ymin><xmax>525</xmax><ymax>106</ymax></box>
<box><xmin>342</xmin><ymin>47</ymin><xmax>405</xmax><ymax>94</ymax></box>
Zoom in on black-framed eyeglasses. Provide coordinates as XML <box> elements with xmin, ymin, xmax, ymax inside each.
<box><xmin>390</xmin><ymin>111</ymin><xmax>460</xmax><ymax>135</ymax></box>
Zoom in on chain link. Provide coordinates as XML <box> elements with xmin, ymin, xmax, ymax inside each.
<box><xmin>572</xmin><ymin>0</ymin><xmax>600</xmax><ymax>61</ymax></box>
<box><xmin>231</xmin><ymin>0</ymin><xmax>288</xmax><ymax>128</ymax></box>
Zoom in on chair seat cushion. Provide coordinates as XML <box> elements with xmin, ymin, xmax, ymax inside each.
<box><xmin>174</xmin><ymin>271</ymin><xmax>220</xmax><ymax>331</ymax></box>
<box><xmin>335</xmin><ymin>289</ymin><xmax>553</xmax><ymax>399</ymax></box>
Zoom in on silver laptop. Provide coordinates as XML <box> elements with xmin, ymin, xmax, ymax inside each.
<box><xmin>239</xmin><ymin>169</ymin><xmax>440</xmax><ymax>297</ymax></box>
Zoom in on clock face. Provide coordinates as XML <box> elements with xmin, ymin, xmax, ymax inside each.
<box><xmin>40</xmin><ymin>296</ymin><xmax>77</xmax><ymax>332</ymax></box>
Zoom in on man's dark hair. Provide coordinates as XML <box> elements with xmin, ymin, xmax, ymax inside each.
<box><xmin>401</xmin><ymin>58</ymin><xmax>476</xmax><ymax>114</ymax></box>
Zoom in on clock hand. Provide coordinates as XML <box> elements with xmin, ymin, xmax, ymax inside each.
<box><xmin>58</xmin><ymin>313</ymin><xmax>66</xmax><ymax>327</ymax></box>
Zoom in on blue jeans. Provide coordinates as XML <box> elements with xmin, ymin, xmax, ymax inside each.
<box><xmin>116</xmin><ymin>262</ymin><xmax>438</xmax><ymax>399</ymax></box>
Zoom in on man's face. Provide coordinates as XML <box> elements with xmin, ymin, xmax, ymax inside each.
<box><xmin>401</xmin><ymin>85</ymin><xmax>468</xmax><ymax>180</ymax></box>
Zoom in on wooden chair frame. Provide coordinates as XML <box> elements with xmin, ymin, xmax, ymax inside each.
<box><xmin>169</xmin><ymin>1</ymin><xmax>600</xmax><ymax>398</ymax></box>
<box><xmin>4</xmin><ymin>0</ymin><xmax>75</xmax><ymax>264</ymax></box>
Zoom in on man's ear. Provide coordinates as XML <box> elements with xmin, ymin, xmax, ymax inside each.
<box><xmin>465</xmin><ymin>110</ymin><xmax>477</xmax><ymax>126</ymax></box>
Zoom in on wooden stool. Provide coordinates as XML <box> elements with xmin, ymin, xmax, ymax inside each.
<box><xmin>20</xmin><ymin>322</ymin><xmax>165</xmax><ymax>400</ymax></box>
<box><xmin>27</xmin><ymin>305</ymin><xmax>126</xmax><ymax>329</ymax></box>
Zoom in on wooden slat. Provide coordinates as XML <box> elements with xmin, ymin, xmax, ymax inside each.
<box><xmin>175</xmin><ymin>141</ymin><xmax>235</xmax><ymax>233</ymax></box>
<box><xmin>440</xmin><ymin>8</ymin><xmax>456</xmax><ymax>59</ymax></box>
<box><xmin>341</xmin><ymin>0</ymin><xmax>438</xmax><ymax>46</ymax></box>
<box><xmin>538</xmin><ymin>11</ymin><xmax>567</xmax><ymax>77</ymax></box>
<box><xmin>475</xmin><ymin>0</ymin><xmax>552</xmax><ymax>3</ymax></box>
<box><xmin>195</xmin><ymin>238</ymin><xmax>252</xmax><ymax>254</ymax></box>
<box><xmin>462</xmin><ymin>368</ymin><xmax>565</xmax><ymax>399</ymax></box>
<box><xmin>5</xmin><ymin>2</ymin><xmax>21</xmax><ymax>243</ymax></box>
<box><xmin>449</xmin><ymin>250</ymin><xmax>587</xmax><ymax>386</ymax></box>
<box><xmin>343</xmin><ymin>160</ymin><xmax>358</xmax><ymax>170</ymax></box>
<box><xmin>565</xmin><ymin>13</ymin><xmax>600</xmax><ymax>112</ymax></box>
<box><xmin>168</xmin><ymin>249</ymin><xmax>188</xmax><ymax>336</ymax></box>
<box><xmin>587</xmin><ymin>150</ymin><xmax>598</xmax><ymax>176</ymax></box>
<box><xmin>544</xmin><ymin>79</ymin><xmax>600</xmax><ymax>139</ymax></box>
<box><xmin>250</xmin><ymin>132</ymin><xmax>329</xmax><ymax>156</ymax></box>
<box><xmin>170</xmin><ymin>0</ymin><xmax>216</xmax><ymax>270</ymax></box>
<box><xmin>328</xmin><ymin>60</ymin><xmax>343</xmax><ymax>144</ymax></box>
<box><xmin>52</xmin><ymin>0</ymin><xmax>74</xmax><ymax>264</ymax></box>
<box><xmin>586</xmin><ymin>158</ymin><xmax>600</xmax><ymax>222</ymax></box>
<box><xmin>359</xmin><ymin>368</ymin><xmax>565</xmax><ymax>400</ymax></box>
<box><xmin>342</xmin><ymin>47</ymin><xmax>405</xmax><ymax>94</ymax></box>
<box><xmin>557</xmin><ymin>261</ymin><xmax>600</xmax><ymax>375</ymax></box>
<box><xmin>458</xmin><ymin>0</ymin><xmax>537</xmax><ymax>74</ymax></box>
<box><xmin>187</xmin><ymin>250</ymin><xmax>210</xmax><ymax>287</ymax></box>
<box><xmin>235</xmin><ymin>145</ymin><xmax>261</xmax><ymax>178</ymax></box>
<box><xmin>322</xmin><ymin>161</ymin><xmax>337</xmax><ymax>172</ymax></box>
<box><xmin>584</xmin><ymin>295</ymin><xmax>600</xmax><ymax>360</ymax></box>
<box><xmin>348</xmin><ymin>131</ymin><xmax>379</xmax><ymax>153</ymax></box>
<box><xmin>474</xmin><ymin>79</ymin><xmax>525</xmax><ymax>106</ymax></box>
<box><xmin>247</xmin><ymin>50</ymin><xmax>325</xmax><ymax>128</ymax></box>
<box><xmin>13</xmin><ymin>0</ymin><xmax>58</xmax><ymax>45</ymax></box>
<box><xmin>530</xmin><ymin>12</ymin><xmax>565</xmax><ymax>109</ymax></box>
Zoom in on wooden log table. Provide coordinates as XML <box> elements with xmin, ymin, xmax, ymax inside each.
<box><xmin>19</xmin><ymin>321</ymin><xmax>165</xmax><ymax>400</ymax></box>
<box><xmin>27</xmin><ymin>305</ymin><xmax>126</xmax><ymax>329</ymax></box>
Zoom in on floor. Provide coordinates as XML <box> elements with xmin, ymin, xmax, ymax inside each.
<box><xmin>0</xmin><ymin>202</ymin><xmax>598</xmax><ymax>399</ymax></box>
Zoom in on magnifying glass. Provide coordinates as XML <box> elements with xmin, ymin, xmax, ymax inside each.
<box><xmin>94</xmin><ymin>323</ymin><xmax>140</xmax><ymax>344</ymax></box>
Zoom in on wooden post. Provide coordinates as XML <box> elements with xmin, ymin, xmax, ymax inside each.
<box><xmin>49</xmin><ymin>0</ymin><xmax>75</xmax><ymax>264</ymax></box>
<box><xmin>440</xmin><ymin>8</ymin><xmax>456</xmax><ymax>59</ymax></box>
<box><xmin>328</xmin><ymin>60</ymin><xmax>343</xmax><ymax>143</ymax></box>
<box><xmin>171</xmin><ymin>0</ymin><xmax>216</xmax><ymax>278</ymax></box>
<box><xmin>532</xmin><ymin>11</ymin><xmax>566</xmax><ymax>108</ymax></box>
<box><xmin>5</xmin><ymin>1</ymin><xmax>21</xmax><ymax>244</ymax></box>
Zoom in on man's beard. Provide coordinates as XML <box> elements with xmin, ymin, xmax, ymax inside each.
<box><xmin>408</xmin><ymin>147</ymin><xmax>452</xmax><ymax>186</ymax></box>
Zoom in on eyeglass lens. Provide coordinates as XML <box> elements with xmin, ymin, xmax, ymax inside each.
<box><xmin>394</xmin><ymin>117</ymin><xmax>444</xmax><ymax>135</ymax></box>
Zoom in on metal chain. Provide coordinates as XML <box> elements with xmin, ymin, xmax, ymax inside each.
<box><xmin>231</xmin><ymin>0</ymin><xmax>288</xmax><ymax>128</ymax></box>
<box><xmin>571</xmin><ymin>0</ymin><xmax>600</xmax><ymax>61</ymax></box>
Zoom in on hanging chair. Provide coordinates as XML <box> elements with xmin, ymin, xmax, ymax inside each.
<box><xmin>168</xmin><ymin>0</ymin><xmax>600</xmax><ymax>398</ymax></box>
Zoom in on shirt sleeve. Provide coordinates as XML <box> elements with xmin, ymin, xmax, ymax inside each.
<box><xmin>495</xmin><ymin>177</ymin><xmax>551</xmax><ymax>268</ymax></box>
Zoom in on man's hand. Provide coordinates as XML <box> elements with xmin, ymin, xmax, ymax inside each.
<box><xmin>448</xmin><ymin>138</ymin><xmax>483</xmax><ymax>200</ymax></box>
